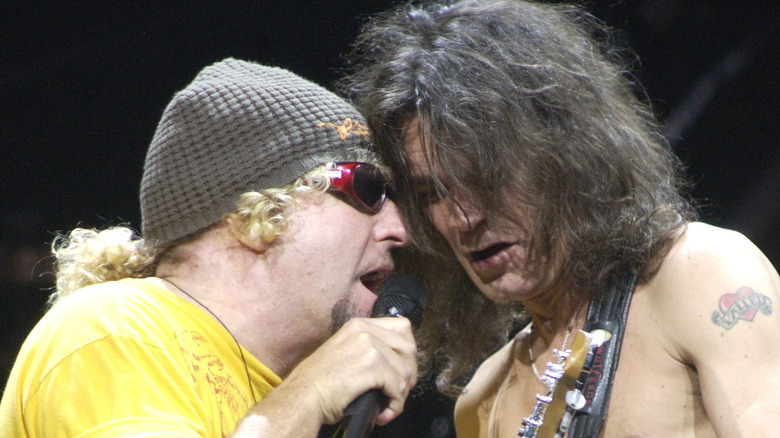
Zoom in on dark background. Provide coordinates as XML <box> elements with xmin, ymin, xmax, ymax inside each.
<box><xmin>2</xmin><ymin>1</ymin><xmax>778</xmax><ymax>436</ymax></box>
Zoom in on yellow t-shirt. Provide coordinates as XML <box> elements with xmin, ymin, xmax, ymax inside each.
<box><xmin>0</xmin><ymin>278</ymin><xmax>281</xmax><ymax>437</ymax></box>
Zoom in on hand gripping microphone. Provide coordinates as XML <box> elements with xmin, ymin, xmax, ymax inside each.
<box><xmin>333</xmin><ymin>274</ymin><xmax>427</xmax><ymax>438</ymax></box>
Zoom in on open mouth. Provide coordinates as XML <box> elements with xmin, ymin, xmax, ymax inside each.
<box><xmin>360</xmin><ymin>270</ymin><xmax>390</xmax><ymax>294</ymax></box>
<box><xmin>471</xmin><ymin>243</ymin><xmax>512</xmax><ymax>262</ymax></box>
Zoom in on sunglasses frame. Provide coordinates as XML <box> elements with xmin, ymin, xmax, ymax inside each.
<box><xmin>329</xmin><ymin>162</ymin><xmax>388</xmax><ymax>214</ymax></box>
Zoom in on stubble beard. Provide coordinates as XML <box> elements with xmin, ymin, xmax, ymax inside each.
<box><xmin>330</xmin><ymin>296</ymin><xmax>361</xmax><ymax>333</ymax></box>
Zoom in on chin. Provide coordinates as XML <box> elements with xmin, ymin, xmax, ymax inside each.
<box><xmin>329</xmin><ymin>297</ymin><xmax>372</xmax><ymax>332</ymax></box>
<box><xmin>474</xmin><ymin>273</ymin><xmax>531</xmax><ymax>304</ymax></box>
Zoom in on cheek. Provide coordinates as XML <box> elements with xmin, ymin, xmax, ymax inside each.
<box><xmin>428</xmin><ymin>203</ymin><xmax>445</xmax><ymax>230</ymax></box>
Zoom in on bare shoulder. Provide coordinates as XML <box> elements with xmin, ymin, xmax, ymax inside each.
<box><xmin>651</xmin><ymin>222</ymin><xmax>778</xmax><ymax>299</ymax></box>
<box><xmin>645</xmin><ymin>221</ymin><xmax>780</xmax><ymax>356</ymax></box>
<box><xmin>607</xmin><ymin>222</ymin><xmax>780</xmax><ymax>435</ymax></box>
<box><xmin>636</xmin><ymin>226</ymin><xmax>780</xmax><ymax>434</ymax></box>
<box><xmin>668</xmin><ymin>222</ymin><xmax>771</xmax><ymax>265</ymax></box>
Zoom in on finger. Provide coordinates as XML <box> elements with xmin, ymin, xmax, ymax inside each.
<box><xmin>349</xmin><ymin>320</ymin><xmax>417</xmax><ymax>426</ymax></box>
<box><xmin>285</xmin><ymin>317</ymin><xmax>418</xmax><ymax>424</ymax></box>
<box><xmin>343</xmin><ymin>316</ymin><xmax>415</xmax><ymax>344</ymax></box>
<box><xmin>349</xmin><ymin>317</ymin><xmax>418</xmax><ymax>367</ymax></box>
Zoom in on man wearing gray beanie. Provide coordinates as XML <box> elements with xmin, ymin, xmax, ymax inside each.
<box><xmin>0</xmin><ymin>58</ymin><xmax>416</xmax><ymax>437</ymax></box>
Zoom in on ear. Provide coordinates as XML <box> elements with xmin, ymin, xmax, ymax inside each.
<box><xmin>224</xmin><ymin>216</ymin><xmax>270</xmax><ymax>254</ymax></box>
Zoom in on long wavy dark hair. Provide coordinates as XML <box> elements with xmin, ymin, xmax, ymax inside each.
<box><xmin>341</xmin><ymin>0</ymin><xmax>696</xmax><ymax>395</ymax></box>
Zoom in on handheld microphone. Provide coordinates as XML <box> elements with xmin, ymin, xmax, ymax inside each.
<box><xmin>333</xmin><ymin>274</ymin><xmax>427</xmax><ymax>438</ymax></box>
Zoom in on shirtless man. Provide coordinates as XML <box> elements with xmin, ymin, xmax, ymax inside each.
<box><xmin>342</xmin><ymin>0</ymin><xmax>780</xmax><ymax>436</ymax></box>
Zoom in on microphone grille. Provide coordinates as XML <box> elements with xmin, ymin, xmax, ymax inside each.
<box><xmin>373</xmin><ymin>275</ymin><xmax>427</xmax><ymax>329</ymax></box>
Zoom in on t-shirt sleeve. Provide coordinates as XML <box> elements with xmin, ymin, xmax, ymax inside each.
<box><xmin>24</xmin><ymin>334</ymin><xmax>208</xmax><ymax>437</ymax></box>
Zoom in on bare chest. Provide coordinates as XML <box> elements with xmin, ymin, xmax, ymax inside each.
<box><xmin>459</xmin><ymin>305</ymin><xmax>717</xmax><ymax>438</ymax></box>
<box><xmin>482</xmin><ymin>347</ymin><xmax>714</xmax><ymax>437</ymax></box>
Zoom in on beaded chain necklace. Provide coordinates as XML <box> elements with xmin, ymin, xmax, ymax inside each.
<box><xmin>519</xmin><ymin>302</ymin><xmax>583</xmax><ymax>437</ymax></box>
<box><xmin>527</xmin><ymin>302</ymin><xmax>581</xmax><ymax>384</ymax></box>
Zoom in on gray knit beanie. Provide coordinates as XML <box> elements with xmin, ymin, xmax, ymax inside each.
<box><xmin>140</xmin><ymin>58</ymin><xmax>375</xmax><ymax>244</ymax></box>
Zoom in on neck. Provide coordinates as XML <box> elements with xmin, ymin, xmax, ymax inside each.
<box><xmin>525</xmin><ymin>289</ymin><xmax>585</xmax><ymax>339</ymax></box>
<box><xmin>152</xmin><ymin>227</ymin><xmax>330</xmax><ymax>379</ymax></box>
<box><xmin>153</xmin><ymin>271</ymin><xmax>319</xmax><ymax>379</ymax></box>
<box><xmin>153</xmin><ymin>273</ymin><xmax>302</xmax><ymax>378</ymax></box>
<box><xmin>527</xmin><ymin>295</ymin><xmax>586</xmax><ymax>355</ymax></box>
<box><xmin>162</xmin><ymin>277</ymin><xmax>258</xmax><ymax>404</ymax></box>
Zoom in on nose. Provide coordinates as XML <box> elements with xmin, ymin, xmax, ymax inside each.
<box><xmin>436</xmin><ymin>190</ymin><xmax>485</xmax><ymax>233</ymax></box>
<box><xmin>374</xmin><ymin>199</ymin><xmax>411</xmax><ymax>248</ymax></box>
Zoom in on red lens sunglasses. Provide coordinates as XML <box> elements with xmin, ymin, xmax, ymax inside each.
<box><xmin>329</xmin><ymin>162</ymin><xmax>388</xmax><ymax>214</ymax></box>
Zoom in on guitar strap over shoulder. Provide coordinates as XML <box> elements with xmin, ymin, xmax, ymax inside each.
<box><xmin>567</xmin><ymin>272</ymin><xmax>636</xmax><ymax>438</ymax></box>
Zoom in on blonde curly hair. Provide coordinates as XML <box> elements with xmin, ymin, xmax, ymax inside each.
<box><xmin>49</xmin><ymin>163</ymin><xmax>351</xmax><ymax>305</ymax></box>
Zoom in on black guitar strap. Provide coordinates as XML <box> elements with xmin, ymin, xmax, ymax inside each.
<box><xmin>567</xmin><ymin>272</ymin><xmax>636</xmax><ymax>438</ymax></box>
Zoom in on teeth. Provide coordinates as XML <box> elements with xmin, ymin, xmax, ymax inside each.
<box><xmin>360</xmin><ymin>271</ymin><xmax>387</xmax><ymax>292</ymax></box>
<box><xmin>361</xmin><ymin>271</ymin><xmax>384</xmax><ymax>283</ymax></box>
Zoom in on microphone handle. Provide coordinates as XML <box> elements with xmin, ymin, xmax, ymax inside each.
<box><xmin>332</xmin><ymin>274</ymin><xmax>427</xmax><ymax>438</ymax></box>
<box><xmin>332</xmin><ymin>390</ymin><xmax>384</xmax><ymax>438</ymax></box>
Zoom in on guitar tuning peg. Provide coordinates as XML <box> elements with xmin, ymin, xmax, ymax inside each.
<box><xmin>557</xmin><ymin>409</ymin><xmax>575</xmax><ymax>435</ymax></box>
<box><xmin>565</xmin><ymin>389</ymin><xmax>587</xmax><ymax>410</ymax></box>
<box><xmin>588</xmin><ymin>329</ymin><xmax>611</xmax><ymax>347</ymax></box>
